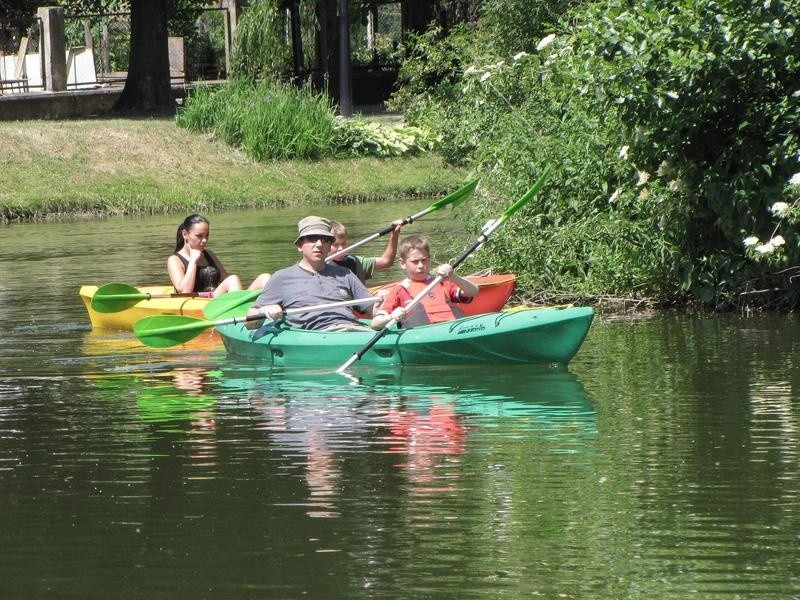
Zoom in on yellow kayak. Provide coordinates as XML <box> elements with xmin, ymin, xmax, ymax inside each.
<box><xmin>79</xmin><ymin>285</ymin><xmax>212</xmax><ymax>330</ymax></box>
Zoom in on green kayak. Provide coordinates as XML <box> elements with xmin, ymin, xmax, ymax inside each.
<box><xmin>216</xmin><ymin>306</ymin><xmax>594</xmax><ymax>368</ymax></box>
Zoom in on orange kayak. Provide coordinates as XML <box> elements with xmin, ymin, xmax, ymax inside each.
<box><xmin>369</xmin><ymin>273</ymin><xmax>516</xmax><ymax>317</ymax></box>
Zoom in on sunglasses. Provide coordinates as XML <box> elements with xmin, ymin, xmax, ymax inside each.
<box><xmin>301</xmin><ymin>235</ymin><xmax>333</xmax><ymax>244</ymax></box>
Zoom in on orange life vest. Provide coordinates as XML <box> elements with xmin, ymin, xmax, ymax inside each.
<box><xmin>392</xmin><ymin>277</ymin><xmax>465</xmax><ymax>327</ymax></box>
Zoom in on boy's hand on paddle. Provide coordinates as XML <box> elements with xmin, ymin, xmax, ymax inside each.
<box><xmin>390</xmin><ymin>307</ymin><xmax>407</xmax><ymax>322</ymax></box>
<box><xmin>435</xmin><ymin>264</ymin><xmax>454</xmax><ymax>280</ymax></box>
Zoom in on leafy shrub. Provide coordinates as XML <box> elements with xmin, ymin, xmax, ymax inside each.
<box><xmin>564</xmin><ymin>0</ymin><xmax>800</xmax><ymax>307</ymax></box>
<box><xmin>332</xmin><ymin>118</ymin><xmax>439</xmax><ymax>157</ymax></box>
<box><xmin>389</xmin><ymin>24</ymin><xmax>477</xmax><ymax>159</ymax></box>
<box><xmin>393</xmin><ymin>0</ymin><xmax>800</xmax><ymax>309</ymax></box>
<box><xmin>176</xmin><ymin>79</ymin><xmax>439</xmax><ymax>161</ymax></box>
<box><xmin>176</xmin><ymin>79</ymin><xmax>337</xmax><ymax>160</ymax></box>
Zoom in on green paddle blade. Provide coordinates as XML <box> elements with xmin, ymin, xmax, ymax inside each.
<box><xmin>428</xmin><ymin>178</ymin><xmax>479</xmax><ymax>211</ymax></box>
<box><xmin>134</xmin><ymin>314</ymin><xmax>215</xmax><ymax>348</ymax></box>
<box><xmin>91</xmin><ymin>283</ymin><xmax>148</xmax><ymax>313</ymax></box>
<box><xmin>499</xmin><ymin>165</ymin><xmax>552</xmax><ymax>223</ymax></box>
<box><xmin>203</xmin><ymin>289</ymin><xmax>260</xmax><ymax>320</ymax></box>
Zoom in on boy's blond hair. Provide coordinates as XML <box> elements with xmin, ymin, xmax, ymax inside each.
<box><xmin>398</xmin><ymin>234</ymin><xmax>430</xmax><ymax>259</ymax></box>
<box><xmin>329</xmin><ymin>220</ymin><xmax>347</xmax><ymax>236</ymax></box>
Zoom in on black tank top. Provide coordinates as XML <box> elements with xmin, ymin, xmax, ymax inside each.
<box><xmin>175</xmin><ymin>249</ymin><xmax>222</xmax><ymax>292</ymax></box>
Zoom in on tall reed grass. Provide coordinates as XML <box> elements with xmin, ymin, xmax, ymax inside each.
<box><xmin>176</xmin><ymin>79</ymin><xmax>337</xmax><ymax>160</ymax></box>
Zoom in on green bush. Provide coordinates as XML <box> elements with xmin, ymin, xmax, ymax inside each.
<box><xmin>176</xmin><ymin>79</ymin><xmax>440</xmax><ymax>161</ymax></box>
<box><xmin>176</xmin><ymin>79</ymin><xmax>337</xmax><ymax>160</ymax></box>
<box><xmin>389</xmin><ymin>25</ymin><xmax>477</xmax><ymax>162</ymax></box>
<box><xmin>332</xmin><ymin>118</ymin><xmax>439</xmax><ymax>157</ymax></box>
<box><xmin>564</xmin><ymin>0</ymin><xmax>800</xmax><ymax>307</ymax></box>
<box><xmin>392</xmin><ymin>0</ymin><xmax>800</xmax><ymax>309</ymax></box>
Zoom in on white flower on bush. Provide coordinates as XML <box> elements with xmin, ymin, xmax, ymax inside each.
<box><xmin>512</xmin><ymin>52</ymin><xmax>527</xmax><ymax>61</ymax></box>
<box><xmin>608</xmin><ymin>189</ymin><xmax>621</xmax><ymax>203</ymax></box>
<box><xmin>480</xmin><ymin>72</ymin><xmax>492</xmax><ymax>83</ymax></box>
<box><xmin>743</xmin><ymin>236</ymin><xmax>760</xmax><ymax>247</ymax></box>
<box><xmin>464</xmin><ymin>65</ymin><xmax>477</xmax><ymax>76</ymax></box>
<box><xmin>771</xmin><ymin>235</ymin><xmax>786</xmax><ymax>247</ymax></box>
<box><xmin>536</xmin><ymin>34</ymin><xmax>556</xmax><ymax>52</ymax></box>
<box><xmin>770</xmin><ymin>201</ymin><xmax>789</xmax><ymax>216</ymax></box>
<box><xmin>636</xmin><ymin>170</ymin><xmax>650</xmax><ymax>186</ymax></box>
<box><xmin>619</xmin><ymin>145</ymin><xmax>629</xmax><ymax>160</ymax></box>
<box><xmin>790</xmin><ymin>172</ymin><xmax>800</xmax><ymax>186</ymax></box>
<box><xmin>756</xmin><ymin>242</ymin><xmax>775</xmax><ymax>254</ymax></box>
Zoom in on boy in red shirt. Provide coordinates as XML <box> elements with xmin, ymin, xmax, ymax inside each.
<box><xmin>371</xmin><ymin>234</ymin><xmax>478</xmax><ymax>329</ymax></box>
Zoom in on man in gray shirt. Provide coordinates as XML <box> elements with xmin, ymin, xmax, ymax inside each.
<box><xmin>245</xmin><ymin>216</ymin><xmax>377</xmax><ymax>331</ymax></box>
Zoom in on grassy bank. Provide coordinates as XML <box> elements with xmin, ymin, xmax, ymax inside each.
<box><xmin>0</xmin><ymin>117</ymin><xmax>468</xmax><ymax>223</ymax></box>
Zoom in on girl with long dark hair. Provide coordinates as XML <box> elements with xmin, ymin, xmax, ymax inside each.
<box><xmin>167</xmin><ymin>214</ymin><xmax>270</xmax><ymax>297</ymax></box>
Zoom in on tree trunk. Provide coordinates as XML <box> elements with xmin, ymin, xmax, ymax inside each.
<box><xmin>337</xmin><ymin>0</ymin><xmax>352</xmax><ymax>116</ymax></box>
<box><xmin>287</xmin><ymin>0</ymin><xmax>304</xmax><ymax>84</ymax></box>
<box><xmin>314</xmin><ymin>0</ymin><xmax>339</xmax><ymax>96</ymax></box>
<box><xmin>113</xmin><ymin>0</ymin><xmax>174</xmax><ymax>114</ymax></box>
<box><xmin>402</xmin><ymin>0</ymin><xmax>437</xmax><ymax>36</ymax></box>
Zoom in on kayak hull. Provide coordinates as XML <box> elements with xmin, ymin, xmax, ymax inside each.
<box><xmin>217</xmin><ymin>306</ymin><xmax>594</xmax><ymax>367</ymax></box>
<box><xmin>79</xmin><ymin>285</ymin><xmax>210</xmax><ymax>330</ymax></box>
<box><xmin>80</xmin><ymin>274</ymin><xmax>516</xmax><ymax>331</ymax></box>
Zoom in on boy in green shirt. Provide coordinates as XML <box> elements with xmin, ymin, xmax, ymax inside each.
<box><xmin>329</xmin><ymin>219</ymin><xmax>404</xmax><ymax>283</ymax></box>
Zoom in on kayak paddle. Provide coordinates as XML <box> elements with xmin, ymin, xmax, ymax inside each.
<box><xmin>326</xmin><ymin>178</ymin><xmax>480</xmax><ymax>262</ymax></box>
<box><xmin>201</xmin><ymin>179</ymin><xmax>480</xmax><ymax>321</ymax></box>
<box><xmin>202</xmin><ymin>289</ymin><xmax>263</xmax><ymax>320</ymax></box>
<box><xmin>134</xmin><ymin>296</ymin><xmax>381</xmax><ymax>348</ymax></box>
<box><xmin>336</xmin><ymin>166</ymin><xmax>552</xmax><ymax>374</ymax></box>
<box><xmin>91</xmin><ymin>282</ymin><xmax>200</xmax><ymax>313</ymax></box>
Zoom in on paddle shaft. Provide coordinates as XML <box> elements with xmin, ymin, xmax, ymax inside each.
<box><xmin>141</xmin><ymin>297</ymin><xmax>380</xmax><ymax>338</ymax></box>
<box><xmin>258</xmin><ymin>296</ymin><xmax>379</xmax><ymax>322</ymax></box>
<box><xmin>326</xmin><ymin>178</ymin><xmax>479</xmax><ymax>262</ymax></box>
<box><xmin>336</xmin><ymin>168</ymin><xmax>551</xmax><ymax>373</ymax></box>
<box><xmin>326</xmin><ymin>206</ymin><xmax>434</xmax><ymax>262</ymax></box>
<box><xmin>98</xmin><ymin>292</ymin><xmax>198</xmax><ymax>301</ymax></box>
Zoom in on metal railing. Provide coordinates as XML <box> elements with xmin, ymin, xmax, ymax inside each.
<box><xmin>0</xmin><ymin>19</ymin><xmax>44</xmax><ymax>94</ymax></box>
<box><xmin>61</xmin><ymin>7</ymin><xmax>230</xmax><ymax>90</ymax></box>
<box><xmin>351</xmin><ymin>1</ymin><xmax>402</xmax><ymax>69</ymax></box>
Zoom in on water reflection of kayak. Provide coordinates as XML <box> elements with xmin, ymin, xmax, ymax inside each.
<box><xmin>81</xmin><ymin>327</ymin><xmax>219</xmax><ymax>358</ymax></box>
<box><xmin>83</xmin><ymin>360</ymin><xmax>595</xmax><ymax>438</ymax></box>
<box><xmin>213</xmin><ymin>362</ymin><xmax>596</xmax><ymax>426</ymax></box>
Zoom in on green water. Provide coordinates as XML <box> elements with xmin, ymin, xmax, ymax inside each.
<box><xmin>1</xmin><ymin>204</ymin><xmax>799</xmax><ymax>598</ymax></box>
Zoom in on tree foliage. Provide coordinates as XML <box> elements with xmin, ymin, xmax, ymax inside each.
<box><xmin>0</xmin><ymin>0</ymin><xmax>40</xmax><ymax>46</ymax></box>
<box><xmin>392</xmin><ymin>0</ymin><xmax>800</xmax><ymax>309</ymax></box>
<box><xmin>231</xmin><ymin>0</ymin><xmax>295</xmax><ymax>81</ymax></box>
